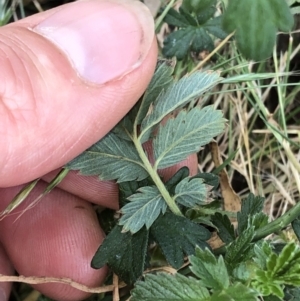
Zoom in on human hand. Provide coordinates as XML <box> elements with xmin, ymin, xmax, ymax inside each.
<box><xmin>0</xmin><ymin>1</ymin><xmax>197</xmax><ymax>300</ymax></box>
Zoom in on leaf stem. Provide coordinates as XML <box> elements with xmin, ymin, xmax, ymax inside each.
<box><xmin>214</xmin><ymin>200</ymin><xmax>300</xmax><ymax>256</ymax></box>
<box><xmin>133</xmin><ymin>137</ymin><xmax>183</xmax><ymax>216</ymax></box>
<box><xmin>254</xmin><ymin>201</ymin><xmax>300</xmax><ymax>241</ymax></box>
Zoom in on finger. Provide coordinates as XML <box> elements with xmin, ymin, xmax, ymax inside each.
<box><xmin>0</xmin><ymin>183</ymin><xmax>107</xmax><ymax>301</ymax></box>
<box><xmin>43</xmin><ymin>169</ymin><xmax>119</xmax><ymax>209</ymax></box>
<box><xmin>0</xmin><ymin>0</ymin><xmax>157</xmax><ymax>187</ymax></box>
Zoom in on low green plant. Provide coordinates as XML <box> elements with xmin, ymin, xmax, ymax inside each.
<box><xmin>162</xmin><ymin>0</ymin><xmax>294</xmax><ymax>62</ymax></box>
<box><xmin>64</xmin><ymin>62</ymin><xmax>300</xmax><ymax>300</ymax></box>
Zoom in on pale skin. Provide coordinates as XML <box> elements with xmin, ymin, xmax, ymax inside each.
<box><xmin>0</xmin><ymin>1</ymin><xmax>198</xmax><ymax>300</ymax></box>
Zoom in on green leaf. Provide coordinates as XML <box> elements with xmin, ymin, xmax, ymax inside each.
<box><xmin>182</xmin><ymin>0</ymin><xmax>215</xmax><ymax>15</ymax></box>
<box><xmin>211</xmin><ymin>283</ymin><xmax>259</xmax><ymax>301</ymax></box>
<box><xmin>285</xmin><ymin>287</ymin><xmax>300</xmax><ymax>301</ymax></box>
<box><xmin>190</xmin><ymin>247</ymin><xmax>229</xmax><ymax>290</ymax></box>
<box><xmin>131</xmin><ymin>273</ymin><xmax>210</xmax><ymax>301</ymax></box>
<box><xmin>174</xmin><ymin>177</ymin><xmax>207</xmax><ymax>208</ymax></box>
<box><xmin>140</xmin><ymin>71</ymin><xmax>221</xmax><ymax>143</ymax></box>
<box><xmin>211</xmin><ymin>213</ymin><xmax>235</xmax><ymax>244</ymax></box>
<box><xmin>136</xmin><ymin>61</ymin><xmax>174</xmax><ymax>124</ymax></box>
<box><xmin>66</xmin><ymin>132</ymin><xmax>148</xmax><ymax>182</ymax></box>
<box><xmin>253</xmin><ymin>243</ymin><xmax>300</xmax><ymax>298</ymax></box>
<box><xmin>222</xmin><ymin>0</ymin><xmax>293</xmax><ymax>61</ymax></box>
<box><xmin>119</xmin><ymin>186</ymin><xmax>167</xmax><ymax>233</ymax></box>
<box><xmin>163</xmin><ymin>27</ymin><xmax>196</xmax><ymax>62</ymax></box>
<box><xmin>150</xmin><ymin>212</ymin><xmax>211</xmax><ymax>269</ymax></box>
<box><xmin>253</xmin><ymin>241</ymin><xmax>273</xmax><ymax>269</ymax></box>
<box><xmin>163</xmin><ymin>5</ymin><xmax>228</xmax><ymax>60</ymax></box>
<box><xmin>191</xmin><ymin>27</ymin><xmax>214</xmax><ymax>53</ymax></box>
<box><xmin>153</xmin><ymin>106</ymin><xmax>225</xmax><ymax>169</ymax></box>
<box><xmin>163</xmin><ymin>7</ymin><xmax>193</xmax><ymax>27</ymax></box>
<box><xmin>193</xmin><ymin>172</ymin><xmax>219</xmax><ymax>189</ymax></box>
<box><xmin>237</xmin><ymin>193</ymin><xmax>265</xmax><ymax>234</ymax></box>
<box><xmin>91</xmin><ymin>225</ymin><xmax>149</xmax><ymax>284</ymax></box>
<box><xmin>225</xmin><ymin>227</ymin><xmax>255</xmax><ymax>269</ymax></box>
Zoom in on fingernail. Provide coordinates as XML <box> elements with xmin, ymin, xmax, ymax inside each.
<box><xmin>0</xmin><ymin>288</ymin><xmax>6</xmax><ymax>301</ymax></box>
<box><xmin>34</xmin><ymin>0</ymin><xmax>154</xmax><ymax>84</ymax></box>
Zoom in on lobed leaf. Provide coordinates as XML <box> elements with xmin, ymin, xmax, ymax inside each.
<box><xmin>190</xmin><ymin>247</ymin><xmax>229</xmax><ymax>290</ymax></box>
<box><xmin>119</xmin><ymin>186</ymin><xmax>167</xmax><ymax>233</ymax></box>
<box><xmin>174</xmin><ymin>177</ymin><xmax>207</xmax><ymax>207</ymax></box>
<box><xmin>225</xmin><ymin>227</ymin><xmax>255</xmax><ymax>269</ymax></box>
<box><xmin>211</xmin><ymin>213</ymin><xmax>235</xmax><ymax>244</ymax></box>
<box><xmin>153</xmin><ymin>106</ymin><xmax>225</xmax><ymax>169</ymax></box>
<box><xmin>150</xmin><ymin>212</ymin><xmax>211</xmax><ymax>269</ymax></box>
<box><xmin>66</xmin><ymin>132</ymin><xmax>148</xmax><ymax>182</ymax></box>
<box><xmin>140</xmin><ymin>71</ymin><xmax>221</xmax><ymax>143</ymax></box>
<box><xmin>237</xmin><ymin>193</ymin><xmax>265</xmax><ymax>234</ymax></box>
<box><xmin>91</xmin><ymin>225</ymin><xmax>149</xmax><ymax>284</ymax></box>
<box><xmin>211</xmin><ymin>283</ymin><xmax>259</xmax><ymax>301</ymax></box>
<box><xmin>131</xmin><ymin>273</ymin><xmax>210</xmax><ymax>301</ymax></box>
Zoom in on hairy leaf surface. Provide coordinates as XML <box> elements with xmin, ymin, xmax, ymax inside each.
<box><xmin>119</xmin><ymin>186</ymin><xmax>167</xmax><ymax>233</ymax></box>
<box><xmin>174</xmin><ymin>177</ymin><xmax>207</xmax><ymax>207</ymax></box>
<box><xmin>150</xmin><ymin>212</ymin><xmax>211</xmax><ymax>268</ymax></box>
<box><xmin>66</xmin><ymin>132</ymin><xmax>148</xmax><ymax>182</ymax></box>
<box><xmin>131</xmin><ymin>273</ymin><xmax>210</xmax><ymax>301</ymax></box>
<box><xmin>140</xmin><ymin>72</ymin><xmax>221</xmax><ymax>143</ymax></box>
<box><xmin>91</xmin><ymin>226</ymin><xmax>149</xmax><ymax>284</ymax></box>
<box><xmin>153</xmin><ymin>106</ymin><xmax>225</xmax><ymax>169</ymax></box>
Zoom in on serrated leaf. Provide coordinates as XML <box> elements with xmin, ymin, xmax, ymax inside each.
<box><xmin>119</xmin><ymin>186</ymin><xmax>167</xmax><ymax>233</ymax></box>
<box><xmin>140</xmin><ymin>71</ymin><xmax>221</xmax><ymax>143</ymax></box>
<box><xmin>225</xmin><ymin>227</ymin><xmax>255</xmax><ymax>269</ymax></box>
<box><xmin>162</xmin><ymin>27</ymin><xmax>196</xmax><ymax>60</ymax></box>
<box><xmin>163</xmin><ymin>7</ymin><xmax>193</xmax><ymax>27</ymax></box>
<box><xmin>190</xmin><ymin>247</ymin><xmax>229</xmax><ymax>290</ymax></box>
<box><xmin>237</xmin><ymin>193</ymin><xmax>265</xmax><ymax>234</ymax></box>
<box><xmin>191</xmin><ymin>27</ymin><xmax>214</xmax><ymax>53</ymax></box>
<box><xmin>136</xmin><ymin>61</ymin><xmax>174</xmax><ymax>124</ymax></box>
<box><xmin>253</xmin><ymin>243</ymin><xmax>300</xmax><ymax>298</ymax></box>
<box><xmin>91</xmin><ymin>225</ymin><xmax>149</xmax><ymax>284</ymax></box>
<box><xmin>154</xmin><ymin>106</ymin><xmax>225</xmax><ymax>169</ymax></box>
<box><xmin>205</xmin><ymin>16</ymin><xmax>228</xmax><ymax>39</ymax></box>
<box><xmin>182</xmin><ymin>0</ymin><xmax>214</xmax><ymax>14</ymax></box>
<box><xmin>131</xmin><ymin>273</ymin><xmax>210</xmax><ymax>301</ymax></box>
<box><xmin>193</xmin><ymin>172</ymin><xmax>219</xmax><ymax>189</ymax></box>
<box><xmin>232</xmin><ymin>262</ymin><xmax>251</xmax><ymax>282</ymax></box>
<box><xmin>211</xmin><ymin>282</ymin><xmax>259</xmax><ymax>301</ymax></box>
<box><xmin>211</xmin><ymin>213</ymin><xmax>235</xmax><ymax>244</ymax></box>
<box><xmin>66</xmin><ymin>132</ymin><xmax>148</xmax><ymax>182</ymax></box>
<box><xmin>174</xmin><ymin>177</ymin><xmax>207</xmax><ymax>207</ymax></box>
<box><xmin>163</xmin><ymin>4</ymin><xmax>228</xmax><ymax>60</ymax></box>
<box><xmin>150</xmin><ymin>212</ymin><xmax>211</xmax><ymax>269</ymax></box>
<box><xmin>253</xmin><ymin>241</ymin><xmax>273</xmax><ymax>269</ymax></box>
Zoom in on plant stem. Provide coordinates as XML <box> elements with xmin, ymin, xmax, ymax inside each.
<box><xmin>214</xmin><ymin>200</ymin><xmax>300</xmax><ymax>256</ymax></box>
<box><xmin>133</xmin><ymin>137</ymin><xmax>183</xmax><ymax>216</ymax></box>
<box><xmin>254</xmin><ymin>201</ymin><xmax>300</xmax><ymax>241</ymax></box>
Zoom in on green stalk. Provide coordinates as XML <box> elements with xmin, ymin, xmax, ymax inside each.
<box><xmin>133</xmin><ymin>137</ymin><xmax>183</xmax><ymax>216</ymax></box>
<box><xmin>254</xmin><ymin>201</ymin><xmax>300</xmax><ymax>241</ymax></box>
<box><xmin>214</xmin><ymin>200</ymin><xmax>300</xmax><ymax>256</ymax></box>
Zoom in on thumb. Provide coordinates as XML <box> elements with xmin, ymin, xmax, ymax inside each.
<box><xmin>0</xmin><ymin>0</ymin><xmax>157</xmax><ymax>187</ymax></box>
